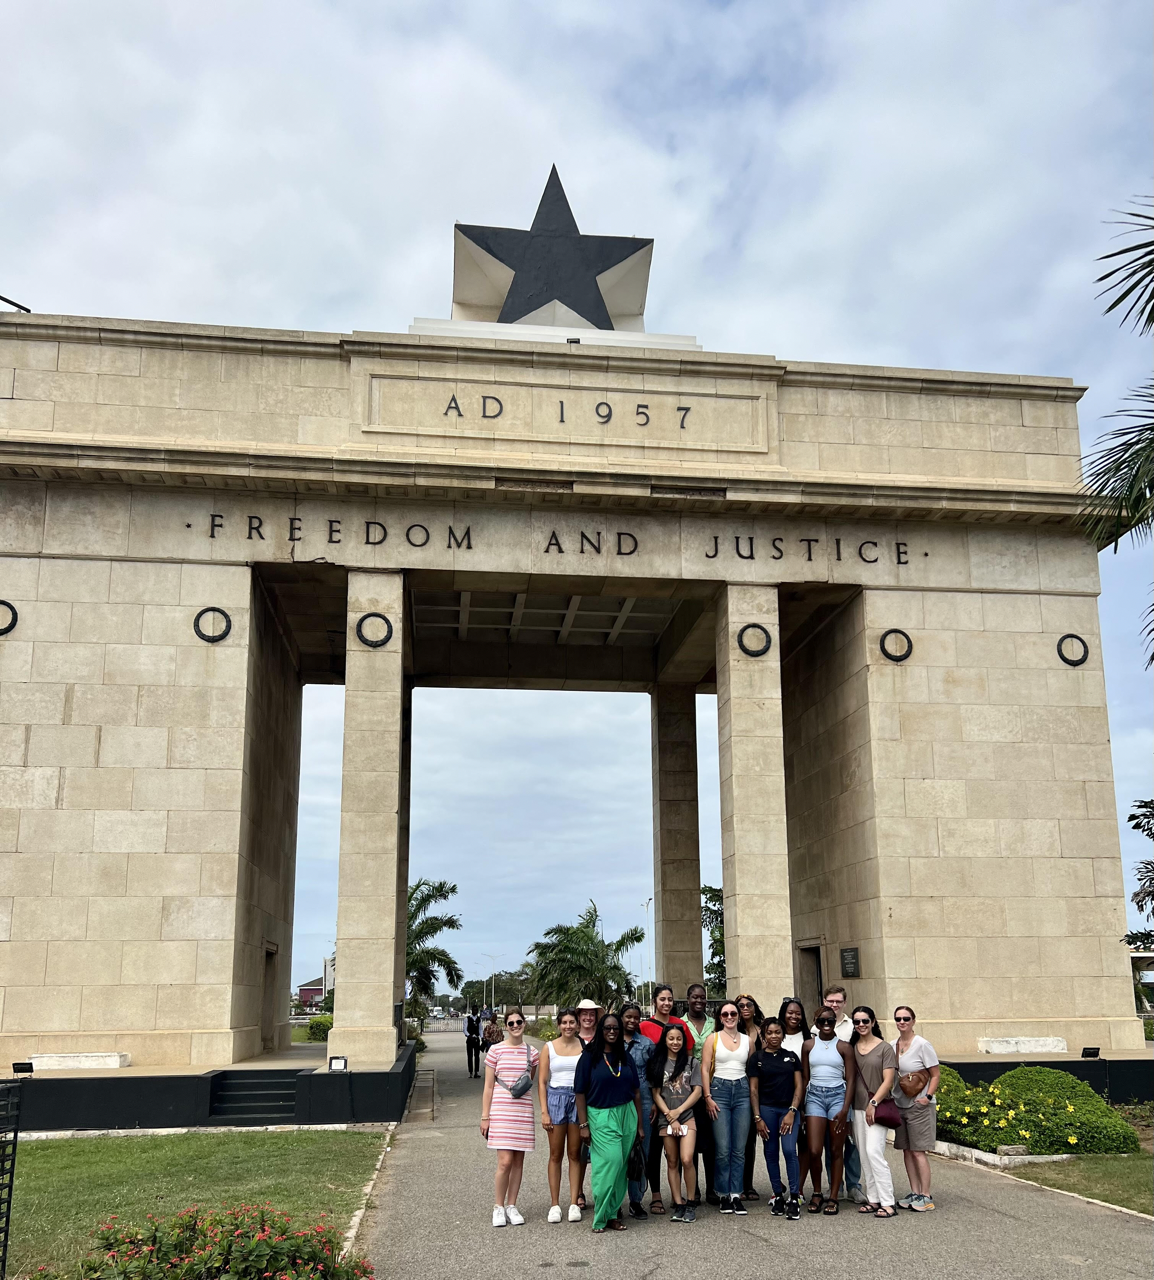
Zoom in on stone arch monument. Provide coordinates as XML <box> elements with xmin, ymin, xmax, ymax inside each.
<box><xmin>0</xmin><ymin>173</ymin><xmax>1142</xmax><ymax>1068</ymax></box>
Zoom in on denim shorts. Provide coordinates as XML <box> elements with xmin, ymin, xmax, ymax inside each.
<box><xmin>804</xmin><ymin>1083</ymin><xmax>846</xmax><ymax>1120</ymax></box>
<box><xmin>546</xmin><ymin>1085</ymin><xmax>578</xmax><ymax>1125</ymax></box>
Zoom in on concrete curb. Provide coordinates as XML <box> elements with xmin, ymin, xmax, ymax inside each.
<box><xmin>934</xmin><ymin>1139</ymin><xmax>1075</xmax><ymax>1169</ymax></box>
<box><xmin>341</xmin><ymin>1128</ymin><xmax>394</xmax><ymax>1259</ymax></box>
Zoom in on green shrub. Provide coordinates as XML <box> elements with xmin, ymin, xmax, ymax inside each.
<box><xmin>937</xmin><ymin>1064</ymin><xmax>1139</xmax><ymax>1155</ymax></box>
<box><xmin>1144</xmin><ymin>1019</ymin><xmax>1154</xmax><ymax>1042</ymax></box>
<box><xmin>41</xmin><ymin>1202</ymin><xmax>372</xmax><ymax>1280</ymax></box>
<box><xmin>307</xmin><ymin>1015</ymin><xmax>333</xmax><ymax>1042</ymax></box>
<box><xmin>531</xmin><ymin>1016</ymin><xmax>558</xmax><ymax>1041</ymax></box>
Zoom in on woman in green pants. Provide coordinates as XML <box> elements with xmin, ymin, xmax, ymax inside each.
<box><xmin>574</xmin><ymin>1013</ymin><xmax>644</xmax><ymax>1233</ymax></box>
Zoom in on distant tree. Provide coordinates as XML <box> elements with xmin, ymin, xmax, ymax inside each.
<box><xmin>701</xmin><ymin>885</ymin><xmax>726</xmax><ymax>996</ymax></box>
<box><xmin>1123</xmin><ymin>801</ymin><xmax>1154</xmax><ymax>956</ymax></box>
<box><xmin>528</xmin><ymin>902</ymin><xmax>643</xmax><ymax>1010</ymax></box>
<box><xmin>321</xmin><ymin>989</ymin><xmax>334</xmax><ymax>1014</ymax></box>
<box><xmin>406</xmin><ymin>878</ymin><xmax>463</xmax><ymax>1001</ymax></box>
<box><xmin>460</xmin><ymin>978</ymin><xmax>487</xmax><ymax>1009</ymax></box>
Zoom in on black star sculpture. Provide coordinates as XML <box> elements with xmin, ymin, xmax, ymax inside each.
<box><xmin>455</xmin><ymin>167</ymin><xmax>652</xmax><ymax>330</ymax></box>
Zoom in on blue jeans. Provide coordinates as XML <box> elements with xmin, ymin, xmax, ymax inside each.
<box><xmin>759</xmin><ymin>1105</ymin><xmax>800</xmax><ymax>1196</ymax></box>
<box><xmin>628</xmin><ymin>1086</ymin><xmax>652</xmax><ymax>1204</ymax></box>
<box><xmin>711</xmin><ymin>1077</ymin><xmax>751</xmax><ymax>1198</ymax></box>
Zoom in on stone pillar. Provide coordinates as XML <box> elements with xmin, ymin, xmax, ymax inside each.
<box><xmin>714</xmin><ymin>584</ymin><xmax>793</xmax><ymax>1004</ymax></box>
<box><xmin>328</xmin><ymin>571</ymin><xmax>407</xmax><ymax>1067</ymax></box>
<box><xmin>651</xmin><ymin>684</ymin><xmax>703</xmax><ymax>995</ymax></box>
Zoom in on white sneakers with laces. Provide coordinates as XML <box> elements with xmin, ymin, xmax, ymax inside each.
<box><xmin>492</xmin><ymin>1206</ymin><xmax>507</xmax><ymax>1228</ymax></box>
<box><xmin>505</xmin><ymin>1204</ymin><xmax>525</xmax><ymax>1226</ymax></box>
<box><xmin>547</xmin><ymin>1205</ymin><xmax>562</xmax><ymax>1224</ymax></box>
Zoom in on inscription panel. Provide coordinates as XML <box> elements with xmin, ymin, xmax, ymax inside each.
<box><xmin>365</xmin><ymin>374</ymin><xmax>769</xmax><ymax>455</ymax></box>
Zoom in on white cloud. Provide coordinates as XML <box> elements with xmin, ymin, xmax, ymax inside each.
<box><xmin>5</xmin><ymin>0</ymin><xmax>1151</xmax><ymax>978</ymax></box>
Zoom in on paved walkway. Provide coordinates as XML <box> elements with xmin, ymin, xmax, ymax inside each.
<box><xmin>364</xmin><ymin>1033</ymin><xmax>1150</xmax><ymax>1280</ymax></box>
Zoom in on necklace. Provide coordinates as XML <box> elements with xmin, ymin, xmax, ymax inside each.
<box><xmin>603</xmin><ymin>1053</ymin><xmax>622</xmax><ymax>1077</ymax></box>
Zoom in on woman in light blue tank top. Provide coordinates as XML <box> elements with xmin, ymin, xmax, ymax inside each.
<box><xmin>800</xmin><ymin>1005</ymin><xmax>856</xmax><ymax>1215</ymax></box>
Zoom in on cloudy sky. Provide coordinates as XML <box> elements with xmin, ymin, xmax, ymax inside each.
<box><xmin>6</xmin><ymin>1</ymin><xmax>1151</xmax><ymax>988</ymax></box>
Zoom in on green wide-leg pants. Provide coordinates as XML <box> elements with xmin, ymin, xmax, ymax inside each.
<box><xmin>588</xmin><ymin>1102</ymin><xmax>637</xmax><ymax>1230</ymax></box>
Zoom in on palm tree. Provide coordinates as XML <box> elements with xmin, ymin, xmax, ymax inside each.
<box><xmin>406</xmin><ymin>878</ymin><xmax>464</xmax><ymax>1001</ymax></box>
<box><xmin>527</xmin><ymin>901</ymin><xmax>643</xmax><ymax>1010</ymax></box>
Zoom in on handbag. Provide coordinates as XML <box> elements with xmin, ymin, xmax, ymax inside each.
<box><xmin>898</xmin><ymin>1068</ymin><xmax>930</xmax><ymax>1099</ymax></box>
<box><xmin>626</xmin><ymin>1132</ymin><xmax>646</xmax><ymax>1182</ymax></box>
<box><xmin>496</xmin><ymin>1045</ymin><xmax>534</xmax><ymax>1099</ymax></box>
<box><xmin>871</xmin><ymin>1098</ymin><xmax>904</xmax><ymax>1129</ymax></box>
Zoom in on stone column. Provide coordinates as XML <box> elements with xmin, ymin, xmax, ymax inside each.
<box><xmin>714</xmin><ymin>584</ymin><xmax>793</xmax><ymax>1004</ymax></box>
<box><xmin>328</xmin><ymin>571</ymin><xmax>407</xmax><ymax>1068</ymax></box>
<box><xmin>651</xmin><ymin>684</ymin><xmax>703</xmax><ymax>995</ymax></box>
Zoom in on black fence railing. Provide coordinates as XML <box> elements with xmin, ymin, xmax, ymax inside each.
<box><xmin>0</xmin><ymin>1081</ymin><xmax>20</xmax><ymax>1280</ymax></box>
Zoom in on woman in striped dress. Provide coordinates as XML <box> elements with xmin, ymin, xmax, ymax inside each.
<box><xmin>481</xmin><ymin>1007</ymin><xmax>540</xmax><ymax>1228</ymax></box>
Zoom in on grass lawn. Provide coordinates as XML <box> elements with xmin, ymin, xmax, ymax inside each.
<box><xmin>1009</xmin><ymin>1153</ymin><xmax>1153</xmax><ymax>1216</ymax></box>
<box><xmin>9</xmin><ymin>1129</ymin><xmax>385</xmax><ymax>1278</ymax></box>
<box><xmin>290</xmin><ymin>1024</ymin><xmax>312</xmax><ymax>1042</ymax></box>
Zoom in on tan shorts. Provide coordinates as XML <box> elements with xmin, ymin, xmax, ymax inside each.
<box><xmin>894</xmin><ymin>1100</ymin><xmax>936</xmax><ymax>1151</ymax></box>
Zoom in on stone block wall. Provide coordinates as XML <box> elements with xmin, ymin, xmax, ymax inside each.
<box><xmin>0</xmin><ymin>550</ymin><xmax>303</xmax><ymax>1065</ymax></box>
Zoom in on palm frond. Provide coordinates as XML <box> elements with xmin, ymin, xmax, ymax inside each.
<box><xmin>1080</xmin><ymin>383</ymin><xmax>1154</xmax><ymax>550</ymax></box>
<box><xmin>405</xmin><ymin>877</ymin><xmax>463</xmax><ymax>999</ymax></box>
<box><xmin>1095</xmin><ymin>198</ymin><xmax>1154</xmax><ymax>335</ymax></box>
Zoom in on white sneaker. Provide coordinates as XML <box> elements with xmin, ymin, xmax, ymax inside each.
<box><xmin>547</xmin><ymin>1205</ymin><xmax>562</xmax><ymax>1224</ymax></box>
<box><xmin>492</xmin><ymin>1206</ymin><xmax>507</xmax><ymax>1228</ymax></box>
<box><xmin>567</xmin><ymin>1203</ymin><xmax>582</xmax><ymax>1223</ymax></box>
<box><xmin>898</xmin><ymin>1192</ymin><xmax>918</xmax><ymax>1208</ymax></box>
<box><xmin>505</xmin><ymin>1204</ymin><xmax>525</xmax><ymax>1226</ymax></box>
<box><xmin>850</xmin><ymin>1187</ymin><xmax>869</xmax><ymax>1205</ymax></box>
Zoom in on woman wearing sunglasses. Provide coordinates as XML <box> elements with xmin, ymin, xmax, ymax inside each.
<box><xmin>735</xmin><ymin>994</ymin><xmax>764</xmax><ymax>1202</ymax></box>
<box><xmin>481</xmin><ymin>1007</ymin><xmax>540</xmax><ymax>1228</ymax></box>
<box><xmin>891</xmin><ymin>1006</ymin><xmax>939</xmax><ymax>1212</ymax></box>
<box><xmin>540</xmin><ymin>1007</ymin><xmax>586</xmax><ymax>1223</ymax></box>
<box><xmin>800</xmin><ymin>1005</ymin><xmax>855</xmax><ymax>1215</ymax></box>
<box><xmin>850</xmin><ymin>1005</ymin><xmax>898</xmax><ymax>1218</ymax></box>
<box><xmin>574</xmin><ymin>1012</ymin><xmax>645</xmax><ymax>1233</ymax></box>
<box><xmin>701</xmin><ymin>1000</ymin><xmax>753</xmax><ymax>1214</ymax></box>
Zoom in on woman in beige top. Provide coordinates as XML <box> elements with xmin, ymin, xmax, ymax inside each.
<box><xmin>850</xmin><ymin>1005</ymin><xmax>898</xmax><ymax>1217</ymax></box>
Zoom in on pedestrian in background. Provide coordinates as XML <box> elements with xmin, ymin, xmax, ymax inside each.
<box><xmin>891</xmin><ymin>1006</ymin><xmax>940</xmax><ymax>1212</ymax></box>
<box><xmin>480</xmin><ymin>1007</ymin><xmax>539</xmax><ymax>1228</ymax></box>
<box><xmin>464</xmin><ymin>1005</ymin><xmax>484</xmax><ymax>1078</ymax></box>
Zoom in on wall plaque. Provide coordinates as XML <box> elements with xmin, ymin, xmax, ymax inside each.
<box><xmin>840</xmin><ymin>947</ymin><xmax>861</xmax><ymax>979</ymax></box>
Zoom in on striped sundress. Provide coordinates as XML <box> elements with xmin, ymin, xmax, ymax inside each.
<box><xmin>485</xmin><ymin>1042</ymin><xmax>539</xmax><ymax>1151</ymax></box>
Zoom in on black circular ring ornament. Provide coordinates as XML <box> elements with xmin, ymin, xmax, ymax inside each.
<box><xmin>736</xmin><ymin>623</ymin><xmax>772</xmax><ymax>657</ymax></box>
<box><xmin>356</xmin><ymin>612</ymin><xmax>394</xmax><ymax>649</ymax></box>
<box><xmin>880</xmin><ymin>628</ymin><xmax>913</xmax><ymax>663</ymax></box>
<box><xmin>193</xmin><ymin>607</ymin><xmax>232</xmax><ymax>644</ymax></box>
<box><xmin>1056</xmin><ymin>633</ymin><xmax>1089</xmax><ymax>667</ymax></box>
<box><xmin>0</xmin><ymin>600</ymin><xmax>17</xmax><ymax>637</ymax></box>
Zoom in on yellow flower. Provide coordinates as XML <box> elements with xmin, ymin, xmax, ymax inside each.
<box><xmin>964</xmin><ymin>1106</ymin><xmax>971</xmax><ymax>1113</ymax></box>
<box><xmin>998</xmin><ymin>1120</ymin><xmax>1007</xmax><ymax>1128</ymax></box>
<box><xmin>1066</xmin><ymin>1104</ymin><xmax>1075</xmax><ymax>1113</ymax></box>
<box><xmin>983</xmin><ymin>1119</ymin><xmax>990</xmax><ymax>1126</ymax></box>
<box><xmin>960</xmin><ymin>1117</ymin><xmax>969</xmax><ymax>1125</ymax></box>
<box><xmin>1067</xmin><ymin>1136</ymin><xmax>1077</xmax><ymax>1145</ymax></box>
<box><xmin>1007</xmin><ymin>1110</ymin><xmax>1016</xmax><ymax>1119</ymax></box>
<box><xmin>1019</xmin><ymin>1129</ymin><xmax>1030</xmax><ymax>1139</ymax></box>
<box><xmin>980</xmin><ymin>1106</ymin><xmax>989</xmax><ymax>1113</ymax></box>
<box><xmin>994</xmin><ymin>1098</ymin><xmax>1002</xmax><ymax>1107</ymax></box>
<box><xmin>944</xmin><ymin>1111</ymin><xmax>952</xmax><ymax>1118</ymax></box>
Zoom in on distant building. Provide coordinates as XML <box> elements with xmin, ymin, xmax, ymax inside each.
<box><xmin>298</xmin><ymin>977</ymin><xmax>324</xmax><ymax>1008</ymax></box>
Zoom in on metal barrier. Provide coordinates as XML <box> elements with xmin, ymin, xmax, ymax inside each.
<box><xmin>0</xmin><ymin>1082</ymin><xmax>20</xmax><ymax>1280</ymax></box>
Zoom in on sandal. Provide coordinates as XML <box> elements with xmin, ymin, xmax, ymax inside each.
<box><xmin>807</xmin><ymin>1193</ymin><xmax>824</xmax><ymax>1214</ymax></box>
<box><xmin>875</xmin><ymin>1206</ymin><xmax>897</xmax><ymax>1219</ymax></box>
<box><xmin>858</xmin><ymin>1202</ymin><xmax>880</xmax><ymax>1214</ymax></box>
<box><xmin>593</xmin><ymin>1218</ymin><xmax>627</xmax><ymax>1231</ymax></box>
<box><xmin>743</xmin><ymin>1189</ymin><xmax>760</xmax><ymax>1201</ymax></box>
<box><xmin>822</xmin><ymin>1199</ymin><xmax>840</xmax><ymax>1215</ymax></box>
<box><xmin>576</xmin><ymin>1194</ymin><xmax>587</xmax><ymax>1210</ymax></box>
<box><xmin>649</xmin><ymin>1198</ymin><xmax>666</xmax><ymax>1216</ymax></box>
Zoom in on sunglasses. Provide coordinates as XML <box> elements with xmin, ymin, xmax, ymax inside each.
<box><xmin>720</xmin><ymin>1010</ymin><xmax>739</xmax><ymax>1018</ymax></box>
<box><xmin>894</xmin><ymin>1015</ymin><xmax>913</xmax><ymax>1022</ymax></box>
<box><xmin>506</xmin><ymin>1019</ymin><xmax>524</xmax><ymax>1027</ymax></box>
<box><xmin>815</xmin><ymin>1017</ymin><xmax>835</xmax><ymax>1026</ymax></box>
<box><xmin>852</xmin><ymin>1018</ymin><xmax>872</xmax><ymax>1026</ymax></box>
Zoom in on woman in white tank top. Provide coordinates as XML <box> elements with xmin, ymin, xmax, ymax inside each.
<box><xmin>538</xmin><ymin>1009</ymin><xmax>586</xmax><ymax>1222</ymax></box>
<box><xmin>700</xmin><ymin>1001</ymin><xmax>754</xmax><ymax>1213</ymax></box>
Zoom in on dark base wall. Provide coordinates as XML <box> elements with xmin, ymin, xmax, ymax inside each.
<box><xmin>943</xmin><ymin>1056</ymin><xmax>1152</xmax><ymax>1104</ymax></box>
<box><xmin>18</xmin><ymin>1045</ymin><xmax>417</xmax><ymax>1132</ymax></box>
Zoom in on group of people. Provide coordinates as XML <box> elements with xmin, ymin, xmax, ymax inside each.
<box><xmin>474</xmin><ymin>983</ymin><xmax>941</xmax><ymax>1232</ymax></box>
